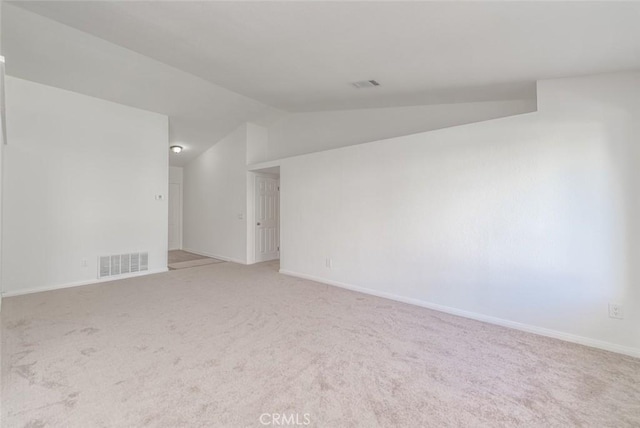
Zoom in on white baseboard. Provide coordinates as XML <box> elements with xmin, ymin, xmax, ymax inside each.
<box><xmin>1</xmin><ymin>268</ymin><xmax>169</xmax><ymax>298</ymax></box>
<box><xmin>279</xmin><ymin>269</ymin><xmax>640</xmax><ymax>359</ymax></box>
<box><xmin>182</xmin><ymin>248</ymin><xmax>246</xmax><ymax>265</ymax></box>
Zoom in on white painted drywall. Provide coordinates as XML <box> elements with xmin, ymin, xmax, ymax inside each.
<box><xmin>0</xmin><ymin>1</ymin><xmax>4</xmax><ymax>310</ymax></box>
<box><xmin>262</xmin><ymin>100</ymin><xmax>536</xmax><ymax>163</ymax></box>
<box><xmin>183</xmin><ymin>125</ymin><xmax>248</xmax><ymax>263</ymax></box>
<box><xmin>280</xmin><ymin>72</ymin><xmax>640</xmax><ymax>355</ymax></box>
<box><xmin>2</xmin><ymin>4</ymin><xmax>282</xmax><ymax>167</ymax></box>
<box><xmin>2</xmin><ymin>77</ymin><xmax>168</xmax><ymax>295</ymax></box>
<box><xmin>14</xmin><ymin>2</ymin><xmax>640</xmax><ymax>112</ymax></box>
<box><xmin>246</xmin><ymin>122</ymin><xmax>269</xmax><ymax>165</ymax></box>
<box><xmin>168</xmin><ymin>166</ymin><xmax>184</xmax><ymax>250</ymax></box>
<box><xmin>169</xmin><ymin>166</ymin><xmax>183</xmax><ymax>185</ymax></box>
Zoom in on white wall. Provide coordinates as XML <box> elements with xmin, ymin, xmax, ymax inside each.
<box><xmin>280</xmin><ymin>72</ymin><xmax>640</xmax><ymax>356</ymax></box>
<box><xmin>2</xmin><ymin>77</ymin><xmax>168</xmax><ymax>295</ymax></box>
<box><xmin>183</xmin><ymin>125</ymin><xmax>248</xmax><ymax>263</ymax></box>
<box><xmin>262</xmin><ymin>100</ymin><xmax>536</xmax><ymax>163</ymax></box>
<box><xmin>246</xmin><ymin>122</ymin><xmax>269</xmax><ymax>165</ymax></box>
<box><xmin>0</xmin><ymin>0</ymin><xmax>4</xmax><ymax>310</ymax></box>
<box><xmin>168</xmin><ymin>166</ymin><xmax>184</xmax><ymax>250</ymax></box>
<box><xmin>169</xmin><ymin>166</ymin><xmax>183</xmax><ymax>184</ymax></box>
<box><xmin>184</xmin><ymin>121</ymin><xmax>279</xmax><ymax>264</ymax></box>
<box><xmin>2</xmin><ymin>4</ymin><xmax>282</xmax><ymax>167</ymax></box>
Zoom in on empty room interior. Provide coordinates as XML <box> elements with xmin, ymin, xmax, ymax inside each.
<box><xmin>1</xmin><ymin>1</ymin><xmax>640</xmax><ymax>427</ymax></box>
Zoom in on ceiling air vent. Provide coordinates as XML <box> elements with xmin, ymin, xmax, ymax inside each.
<box><xmin>351</xmin><ymin>80</ymin><xmax>380</xmax><ymax>89</ymax></box>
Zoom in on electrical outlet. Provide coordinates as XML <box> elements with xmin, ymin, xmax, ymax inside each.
<box><xmin>609</xmin><ymin>303</ymin><xmax>624</xmax><ymax>319</ymax></box>
<box><xmin>326</xmin><ymin>258</ymin><xmax>332</xmax><ymax>269</ymax></box>
<box><xmin>81</xmin><ymin>259</ymin><xmax>88</xmax><ymax>268</ymax></box>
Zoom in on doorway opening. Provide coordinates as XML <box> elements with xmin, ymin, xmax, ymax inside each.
<box><xmin>249</xmin><ymin>166</ymin><xmax>280</xmax><ymax>265</ymax></box>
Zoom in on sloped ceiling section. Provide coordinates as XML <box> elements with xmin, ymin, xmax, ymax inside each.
<box><xmin>2</xmin><ymin>4</ymin><xmax>283</xmax><ymax>166</ymax></box>
<box><xmin>12</xmin><ymin>1</ymin><xmax>640</xmax><ymax>111</ymax></box>
<box><xmin>4</xmin><ymin>1</ymin><xmax>640</xmax><ymax>166</ymax></box>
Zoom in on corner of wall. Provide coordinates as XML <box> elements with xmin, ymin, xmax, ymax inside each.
<box><xmin>0</xmin><ymin>2</ymin><xmax>5</xmax><ymax>309</ymax></box>
<box><xmin>182</xmin><ymin>123</ymin><xmax>250</xmax><ymax>263</ymax></box>
<box><xmin>246</xmin><ymin>122</ymin><xmax>269</xmax><ymax>165</ymax></box>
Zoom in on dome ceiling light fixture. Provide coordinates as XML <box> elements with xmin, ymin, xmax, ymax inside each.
<box><xmin>170</xmin><ymin>145</ymin><xmax>183</xmax><ymax>153</ymax></box>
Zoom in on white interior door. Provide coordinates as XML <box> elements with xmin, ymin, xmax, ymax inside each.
<box><xmin>168</xmin><ymin>182</ymin><xmax>182</xmax><ymax>250</ymax></box>
<box><xmin>255</xmin><ymin>175</ymin><xmax>279</xmax><ymax>262</ymax></box>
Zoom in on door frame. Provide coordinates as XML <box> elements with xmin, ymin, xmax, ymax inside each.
<box><xmin>247</xmin><ymin>170</ymin><xmax>280</xmax><ymax>264</ymax></box>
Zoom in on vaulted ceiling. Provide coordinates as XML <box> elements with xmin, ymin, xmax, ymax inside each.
<box><xmin>4</xmin><ymin>1</ymin><xmax>640</xmax><ymax>164</ymax></box>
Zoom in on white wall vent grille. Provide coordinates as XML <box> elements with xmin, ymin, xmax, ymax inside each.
<box><xmin>120</xmin><ymin>254</ymin><xmax>131</xmax><ymax>274</ymax></box>
<box><xmin>140</xmin><ymin>252</ymin><xmax>149</xmax><ymax>271</ymax></box>
<box><xmin>131</xmin><ymin>253</ymin><xmax>140</xmax><ymax>273</ymax></box>
<box><xmin>99</xmin><ymin>256</ymin><xmax>110</xmax><ymax>278</ymax></box>
<box><xmin>110</xmin><ymin>255</ymin><xmax>121</xmax><ymax>276</ymax></box>
<box><xmin>98</xmin><ymin>252</ymin><xmax>149</xmax><ymax>279</ymax></box>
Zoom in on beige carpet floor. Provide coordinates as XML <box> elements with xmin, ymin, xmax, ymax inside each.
<box><xmin>2</xmin><ymin>261</ymin><xmax>639</xmax><ymax>427</ymax></box>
